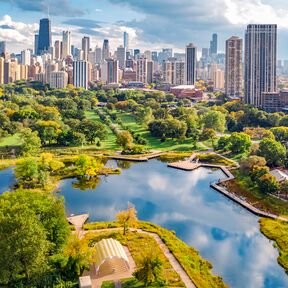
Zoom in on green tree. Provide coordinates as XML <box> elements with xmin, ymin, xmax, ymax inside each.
<box><xmin>270</xmin><ymin>127</ymin><xmax>288</xmax><ymax>143</ymax></box>
<box><xmin>229</xmin><ymin>132</ymin><xmax>252</xmax><ymax>154</ymax></box>
<box><xmin>257</xmin><ymin>173</ymin><xmax>280</xmax><ymax>194</ymax></box>
<box><xmin>200</xmin><ymin>128</ymin><xmax>217</xmax><ymax>147</ymax></box>
<box><xmin>78</xmin><ymin>119</ymin><xmax>107</xmax><ymax>144</ymax></box>
<box><xmin>202</xmin><ymin>110</ymin><xmax>226</xmax><ymax>132</ymax></box>
<box><xmin>75</xmin><ymin>154</ymin><xmax>104</xmax><ymax>178</ymax></box>
<box><xmin>0</xmin><ymin>205</ymin><xmax>49</xmax><ymax>285</ymax></box>
<box><xmin>116</xmin><ymin>203</ymin><xmax>138</xmax><ymax>235</ymax></box>
<box><xmin>116</xmin><ymin>131</ymin><xmax>133</xmax><ymax>149</ymax></box>
<box><xmin>258</xmin><ymin>138</ymin><xmax>286</xmax><ymax>166</ymax></box>
<box><xmin>239</xmin><ymin>156</ymin><xmax>267</xmax><ymax>174</ymax></box>
<box><xmin>15</xmin><ymin>157</ymin><xmax>39</xmax><ymax>186</ymax></box>
<box><xmin>133</xmin><ymin>248</ymin><xmax>163</xmax><ymax>287</ymax></box>
<box><xmin>19</xmin><ymin>128</ymin><xmax>41</xmax><ymax>156</ymax></box>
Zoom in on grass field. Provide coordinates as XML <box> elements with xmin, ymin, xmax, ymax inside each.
<box><xmin>85</xmin><ymin>111</ymin><xmax>119</xmax><ymax>150</ymax></box>
<box><xmin>0</xmin><ymin>133</ymin><xmax>21</xmax><ymax>147</ymax></box>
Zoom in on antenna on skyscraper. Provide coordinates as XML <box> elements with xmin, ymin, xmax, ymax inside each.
<box><xmin>47</xmin><ymin>5</ymin><xmax>50</xmax><ymax>18</ymax></box>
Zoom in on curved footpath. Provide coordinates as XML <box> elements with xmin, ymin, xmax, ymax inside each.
<box><xmin>80</xmin><ymin>228</ymin><xmax>196</xmax><ymax>288</ymax></box>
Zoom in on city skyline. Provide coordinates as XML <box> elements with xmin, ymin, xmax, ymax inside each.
<box><xmin>1</xmin><ymin>0</ymin><xmax>288</xmax><ymax>58</ymax></box>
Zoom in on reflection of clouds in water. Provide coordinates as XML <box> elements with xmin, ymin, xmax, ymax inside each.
<box><xmin>58</xmin><ymin>160</ymin><xmax>288</xmax><ymax>288</ymax></box>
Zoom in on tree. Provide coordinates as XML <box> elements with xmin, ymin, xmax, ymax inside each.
<box><xmin>135</xmin><ymin>107</ymin><xmax>154</xmax><ymax>127</ymax></box>
<box><xmin>0</xmin><ymin>205</ymin><xmax>49</xmax><ymax>285</ymax></box>
<box><xmin>34</xmin><ymin>120</ymin><xmax>62</xmax><ymax>145</ymax></box>
<box><xmin>239</xmin><ymin>156</ymin><xmax>267</xmax><ymax>174</ymax></box>
<box><xmin>217</xmin><ymin>136</ymin><xmax>231</xmax><ymax>151</ymax></box>
<box><xmin>270</xmin><ymin>127</ymin><xmax>288</xmax><ymax>143</ymax></box>
<box><xmin>249</xmin><ymin>165</ymin><xmax>269</xmax><ymax>181</ymax></box>
<box><xmin>116</xmin><ymin>131</ymin><xmax>133</xmax><ymax>149</ymax></box>
<box><xmin>19</xmin><ymin>128</ymin><xmax>41</xmax><ymax>156</ymax></box>
<box><xmin>116</xmin><ymin>203</ymin><xmax>138</xmax><ymax>235</ymax></box>
<box><xmin>75</xmin><ymin>154</ymin><xmax>104</xmax><ymax>178</ymax></box>
<box><xmin>258</xmin><ymin>138</ymin><xmax>286</xmax><ymax>166</ymax></box>
<box><xmin>257</xmin><ymin>173</ymin><xmax>280</xmax><ymax>194</ymax></box>
<box><xmin>78</xmin><ymin>119</ymin><xmax>107</xmax><ymax>144</ymax></box>
<box><xmin>200</xmin><ymin>128</ymin><xmax>217</xmax><ymax>147</ymax></box>
<box><xmin>229</xmin><ymin>132</ymin><xmax>252</xmax><ymax>154</ymax></box>
<box><xmin>15</xmin><ymin>157</ymin><xmax>39</xmax><ymax>186</ymax></box>
<box><xmin>133</xmin><ymin>248</ymin><xmax>163</xmax><ymax>287</ymax></box>
<box><xmin>202</xmin><ymin>110</ymin><xmax>226</xmax><ymax>133</ymax></box>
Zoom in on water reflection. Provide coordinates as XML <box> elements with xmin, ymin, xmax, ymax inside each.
<box><xmin>0</xmin><ymin>168</ymin><xmax>14</xmax><ymax>194</ymax></box>
<box><xmin>52</xmin><ymin>160</ymin><xmax>288</xmax><ymax>287</ymax></box>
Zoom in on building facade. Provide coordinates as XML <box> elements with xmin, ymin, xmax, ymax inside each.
<box><xmin>37</xmin><ymin>18</ymin><xmax>51</xmax><ymax>55</ymax></box>
<box><xmin>185</xmin><ymin>43</ymin><xmax>197</xmax><ymax>85</ymax></box>
<box><xmin>244</xmin><ymin>24</ymin><xmax>277</xmax><ymax>107</ymax></box>
<box><xmin>73</xmin><ymin>60</ymin><xmax>89</xmax><ymax>89</ymax></box>
<box><xmin>225</xmin><ymin>36</ymin><xmax>243</xmax><ymax>98</ymax></box>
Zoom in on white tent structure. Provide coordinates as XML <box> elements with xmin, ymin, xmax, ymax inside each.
<box><xmin>94</xmin><ymin>238</ymin><xmax>130</xmax><ymax>277</ymax></box>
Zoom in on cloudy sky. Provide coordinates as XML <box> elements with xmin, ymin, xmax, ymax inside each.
<box><xmin>1</xmin><ymin>0</ymin><xmax>288</xmax><ymax>58</ymax></box>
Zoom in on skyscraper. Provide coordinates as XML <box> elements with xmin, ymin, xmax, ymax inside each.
<box><xmin>123</xmin><ymin>31</ymin><xmax>129</xmax><ymax>50</ymax></box>
<box><xmin>34</xmin><ymin>35</ymin><xmax>39</xmax><ymax>55</ymax></box>
<box><xmin>73</xmin><ymin>60</ymin><xmax>89</xmax><ymax>89</ymax></box>
<box><xmin>37</xmin><ymin>18</ymin><xmax>51</xmax><ymax>55</ymax></box>
<box><xmin>116</xmin><ymin>46</ymin><xmax>126</xmax><ymax>69</ymax></box>
<box><xmin>102</xmin><ymin>39</ymin><xmax>109</xmax><ymax>60</ymax></box>
<box><xmin>62</xmin><ymin>31</ymin><xmax>71</xmax><ymax>59</ymax></box>
<box><xmin>82</xmin><ymin>36</ymin><xmax>90</xmax><ymax>61</ymax></box>
<box><xmin>21</xmin><ymin>49</ymin><xmax>31</xmax><ymax>65</ymax></box>
<box><xmin>225</xmin><ymin>36</ymin><xmax>243</xmax><ymax>98</ymax></box>
<box><xmin>54</xmin><ymin>40</ymin><xmax>61</xmax><ymax>60</ymax></box>
<box><xmin>210</xmin><ymin>33</ymin><xmax>218</xmax><ymax>56</ymax></box>
<box><xmin>95</xmin><ymin>46</ymin><xmax>102</xmax><ymax>65</ymax></box>
<box><xmin>244</xmin><ymin>24</ymin><xmax>277</xmax><ymax>107</ymax></box>
<box><xmin>0</xmin><ymin>41</ymin><xmax>6</xmax><ymax>56</ymax></box>
<box><xmin>0</xmin><ymin>57</ymin><xmax>4</xmax><ymax>84</ymax></box>
<box><xmin>185</xmin><ymin>43</ymin><xmax>197</xmax><ymax>85</ymax></box>
<box><xmin>136</xmin><ymin>57</ymin><xmax>147</xmax><ymax>83</ymax></box>
<box><xmin>103</xmin><ymin>58</ymin><xmax>119</xmax><ymax>84</ymax></box>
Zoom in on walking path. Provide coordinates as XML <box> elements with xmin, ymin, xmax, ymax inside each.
<box><xmin>80</xmin><ymin>228</ymin><xmax>196</xmax><ymax>288</ymax></box>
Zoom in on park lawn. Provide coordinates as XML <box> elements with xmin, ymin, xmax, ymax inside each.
<box><xmin>85</xmin><ymin>111</ymin><xmax>119</xmax><ymax>151</ymax></box>
<box><xmin>0</xmin><ymin>133</ymin><xmax>21</xmax><ymax>147</ymax></box>
<box><xmin>115</xmin><ymin>111</ymin><xmax>194</xmax><ymax>152</ymax></box>
<box><xmin>259</xmin><ymin>218</ymin><xmax>288</xmax><ymax>273</ymax></box>
<box><xmin>84</xmin><ymin>230</ymin><xmax>185</xmax><ymax>287</ymax></box>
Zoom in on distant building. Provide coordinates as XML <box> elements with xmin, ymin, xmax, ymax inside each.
<box><xmin>170</xmin><ymin>85</ymin><xmax>203</xmax><ymax>99</ymax></box>
<box><xmin>116</xmin><ymin>46</ymin><xmax>126</xmax><ymax>69</ymax></box>
<box><xmin>34</xmin><ymin>35</ymin><xmax>39</xmax><ymax>55</ymax></box>
<box><xmin>62</xmin><ymin>31</ymin><xmax>71</xmax><ymax>59</ymax></box>
<box><xmin>185</xmin><ymin>43</ymin><xmax>197</xmax><ymax>85</ymax></box>
<box><xmin>50</xmin><ymin>71</ymin><xmax>68</xmax><ymax>89</ymax></box>
<box><xmin>0</xmin><ymin>41</ymin><xmax>6</xmax><ymax>56</ymax></box>
<box><xmin>73</xmin><ymin>60</ymin><xmax>89</xmax><ymax>89</ymax></box>
<box><xmin>210</xmin><ymin>33</ymin><xmax>218</xmax><ymax>56</ymax></box>
<box><xmin>244</xmin><ymin>24</ymin><xmax>277</xmax><ymax>107</ymax></box>
<box><xmin>54</xmin><ymin>40</ymin><xmax>61</xmax><ymax>60</ymax></box>
<box><xmin>21</xmin><ymin>49</ymin><xmax>31</xmax><ymax>65</ymax></box>
<box><xmin>102</xmin><ymin>39</ymin><xmax>109</xmax><ymax>60</ymax></box>
<box><xmin>136</xmin><ymin>57</ymin><xmax>147</xmax><ymax>83</ymax></box>
<box><xmin>82</xmin><ymin>36</ymin><xmax>90</xmax><ymax>61</ymax></box>
<box><xmin>37</xmin><ymin>18</ymin><xmax>51</xmax><ymax>55</ymax></box>
<box><xmin>123</xmin><ymin>31</ymin><xmax>129</xmax><ymax>50</ymax></box>
<box><xmin>147</xmin><ymin>61</ymin><xmax>154</xmax><ymax>84</ymax></box>
<box><xmin>95</xmin><ymin>46</ymin><xmax>102</xmax><ymax>64</ymax></box>
<box><xmin>0</xmin><ymin>57</ymin><xmax>4</xmax><ymax>84</ymax></box>
<box><xmin>225</xmin><ymin>36</ymin><xmax>243</xmax><ymax>98</ymax></box>
<box><xmin>101</xmin><ymin>58</ymin><xmax>119</xmax><ymax>84</ymax></box>
<box><xmin>262</xmin><ymin>90</ymin><xmax>288</xmax><ymax>112</ymax></box>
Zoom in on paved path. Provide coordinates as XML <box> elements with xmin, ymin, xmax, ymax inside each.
<box><xmin>82</xmin><ymin>228</ymin><xmax>196</xmax><ymax>288</ymax></box>
<box><xmin>67</xmin><ymin>214</ymin><xmax>89</xmax><ymax>232</ymax></box>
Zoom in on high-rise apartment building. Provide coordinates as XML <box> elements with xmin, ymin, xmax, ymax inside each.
<box><xmin>34</xmin><ymin>35</ymin><xmax>39</xmax><ymax>55</ymax></box>
<box><xmin>102</xmin><ymin>39</ymin><xmax>110</xmax><ymax>60</ymax></box>
<box><xmin>0</xmin><ymin>57</ymin><xmax>4</xmax><ymax>84</ymax></box>
<box><xmin>21</xmin><ymin>49</ymin><xmax>31</xmax><ymax>65</ymax></box>
<box><xmin>62</xmin><ymin>31</ymin><xmax>71</xmax><ymax>59</ymax></box>
<box><xmin>116</xmin><ymin>46</ymin><xmax>126</xmax><ymax>69</ymax></box>
<box><xmin>147</xmin><ymin>61</ymin><xmax>154</xmax><ymax>84</ymax></box>
<box><xmin>37</xmin><ymin>18</ymin><xmax>51</xmax><ymax>55</ymax></box>
<box><xmin>225</xmin><ymin>36</ymin><xmax>243</xmax><ymax>98</ymax></box>
<box><xmin>163</xmin><ymin>58</ymin><xmax>185</xmax><ymax>85</ymax></box>
<box><xmin>101</xmin><ymin>58</ymin><xmax>119</xmax><ymax>84</ymax></box>
<box><xmin>73</xmin><ymin>60</ymin><xmax>89</xmax><ymax>89</ymax></box>
<box><xmin>50</xmin><ymin>71</ymin><xmax>68</xmax><ymax>89</ymax></box>
<box><xmin>54</xmin><ymin>40</ymin><xmax>61</xmax><ymax>60</ymax></box>
<box><xmin>244</xmin><ymin>24</ymin><xmax>277</xmax><ymax>107</ymax></box>
<box><xmin>136</xmin><ymin>57</ymin><xmax>148</xmax><ymax>83</ymax></box>
<box><xmin>0</xmin><ymin>41</ymin><xmax>6</xmax><ymax>56</ymax></box>
<box><xmin>95</xmin><ymin>46</ymin><xmax>102</xmax><ymax>64</ymax></box>
<box><xmin>82</xmin><ymin>36</ymin><xmax>90</xmax><ymax>61</ymax></box>
<box><xmin>123</xmin><ymin>31</ymin><xmax>129</xmax><ymax>50</ymax></box>
<box><xmin>185</xmin><ymin>43</ymin><xmax>197</xmax><ymax>85</ymax></box>
<box><xmin>210</xmin><ymin>33</ymin><xmax>218</xmax><ymax>56</ymax></box>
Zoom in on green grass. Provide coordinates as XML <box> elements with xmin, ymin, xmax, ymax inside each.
<box><xmin>259</xmin><ymin>218</ymin><xmax>288</xmax><ymax>273</ymax></box>
<box><xmin>0</xmin><ymin>133</ymin><xmax>21</xmax><ymax>147</ymax></box>
<box><xmin>84</xmin><ymin>221</ymin><xmax>227</xmax><ymax>288</ymax></box>
<box><xmin>101</xmin><ymin>281</ymin><xmax>115</xmax><ymax>288</ymax></box>
<box><xmin>84</xmin><ymin>229</ymin><xmax>185</xmax><ymax>287</ymax></box>
<box><xmin>85</xmin><ymin>111</ymin><xmax>119</xmax><ymax>150</ymax></box>
<box><xmin>115</xmin><ymin>111</ymin><xmax>194</xmax><ymax>152</ymax></box>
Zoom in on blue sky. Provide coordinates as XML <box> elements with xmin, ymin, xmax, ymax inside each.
<box><xmin>0</xmin><ymin>0</ymin><xmax>288</xmax><ymax>59</ymax></box>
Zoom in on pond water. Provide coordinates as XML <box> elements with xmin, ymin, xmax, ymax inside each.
<box><xmin>0</xmin><ymin>168</ymin><xmax>14</xmax><ymax>194</ymax></box>
<box><xmin>1</xmin><ymin>161</ymin><xmax>288</xmax><ymax>288</ymax></box>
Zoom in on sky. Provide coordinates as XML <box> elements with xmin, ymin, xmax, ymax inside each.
<box><xmin>1</xmin><ymin>0</ymin><xmax>288</xmax><ymax>59</ymax></box>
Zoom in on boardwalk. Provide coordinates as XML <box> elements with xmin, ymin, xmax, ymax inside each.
<box><xmin>67</xmin><ymin>214</ymin><xmax>89</xmax><ymax>231</ymax></box>
<box><xmin>168</xmin><ymin>155</ymin><xmax>288</xmax><ymax>222</ymax></box>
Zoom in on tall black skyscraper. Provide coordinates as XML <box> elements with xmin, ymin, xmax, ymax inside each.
<box><xmin>210</xmin><ymin>33</ymin><xmax>218</xmax><ymax>56</ymax></box>
<box><xmin>37</xmin><ymin>18</ymin><xmax>51</xmax><ymax>55</ymax></box>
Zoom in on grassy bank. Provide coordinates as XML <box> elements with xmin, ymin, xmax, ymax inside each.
<box><xmin>84</xmin><ymin>221</ymin><xmax>227</xmax><ymax>288</ymax></box>
<box><xmin>84</xmin><ymin>229</ymin><xmax>185</xmax><ymax>287</ymax></box>
<box><xmin>259</xmin><ymin>218</ymin><xmax>288</xmax><ymax>273</ymax></box>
